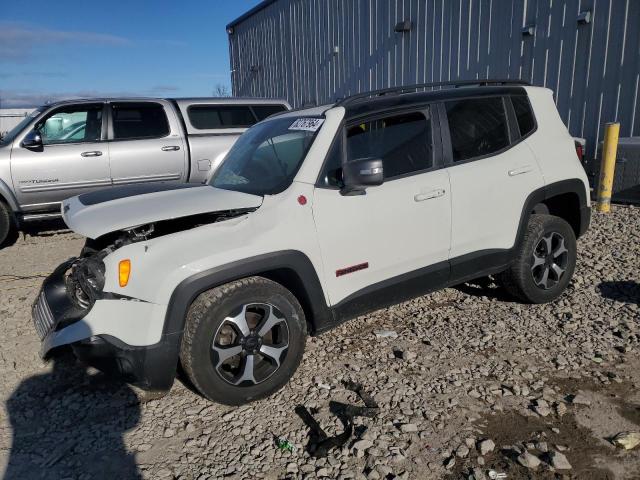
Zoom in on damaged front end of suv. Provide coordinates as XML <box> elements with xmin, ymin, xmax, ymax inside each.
<box><xmin>33</xmin><ymin>183</ymin><xmax>263</xmax><ymax>391</ymax></box>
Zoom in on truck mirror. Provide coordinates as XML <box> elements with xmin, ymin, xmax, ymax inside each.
<box><xmin>22</xmin><ymin>129</ymin><xmax>43</xmax><ymax>151</ymax></box>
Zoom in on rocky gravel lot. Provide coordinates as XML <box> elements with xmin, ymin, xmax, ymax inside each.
<box><xmin>1</xmin><ymin>207</ymin><xmax>639</xmax><ymax>480</ymax></box>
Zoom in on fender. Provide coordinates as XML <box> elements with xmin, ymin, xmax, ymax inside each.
<box><xmin>0</xmin><ymin>178</ymin><xmax>19</xmax><ymax>212</ymax></box>
<box><xmin>163</xmin><ymin>250</ymin><xmax>333</xmax><ymax>336</ymax></box>
<box><xmin>514</xmin><ymin>178</ymin><xmax>590</xmax><ymax>247</ymax></box>
<box><xmin>122</xmin><ymin>251</ymin><xmax>333</xmax><ymax>392</ymax></box>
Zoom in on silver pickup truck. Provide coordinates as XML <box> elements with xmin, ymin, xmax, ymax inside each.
<box><xmin>0</xmin><ymin>97</ymin><xmax>290</xmax><ymax>246</ymax></box>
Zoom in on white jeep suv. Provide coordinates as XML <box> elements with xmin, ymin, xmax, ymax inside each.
<box><xmin>33</xmin><ymin>81</ymin><xmax>591</xmax><ymax>405</ymax></box>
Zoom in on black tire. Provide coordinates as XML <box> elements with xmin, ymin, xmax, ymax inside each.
<box><xmin>499</xmin><ymin>214</ymin><xmax>577</xmax><ymax>304</ymax></box>
<box><xmin>0</xmin><ymin>201</ymin><xmax>18</xmax><ymax>248</ymax></box>
<box><xmin>180</xmin><ymin>276</ymin><xmax>307</xmax><ymax>405</ymax></box>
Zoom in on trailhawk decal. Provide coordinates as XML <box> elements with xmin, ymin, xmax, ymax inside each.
<box><xmin>336</xmin><ymin>262</ymin><xmax>369</xmax><ymax>277</ymax></box>
<box><xmin>289</xmin><ymin>118</ymin><xmax>324</xmax><ymax>132</ymax></box>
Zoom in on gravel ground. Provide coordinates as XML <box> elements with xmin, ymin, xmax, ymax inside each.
<box><xmin>0</xmin><ymin>208</ymin><xmax>639</xmax><ymax>480</ymax></box>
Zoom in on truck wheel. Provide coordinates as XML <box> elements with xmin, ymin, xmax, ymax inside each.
<box><xmin>180</xmin><ymin>276</ymin><xmax>307</xmax><ymax>405</ymax></box>
<box><xmin>0</xmin><ymin>201</ymin><xmax>18</xmax><ymax>248</ymax></box>
<box><xmin>499</xmin><ymin>214</ymin><xmax>577</xmax><ymax>304</ymax></box>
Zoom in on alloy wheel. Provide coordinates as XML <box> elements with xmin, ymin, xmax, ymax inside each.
<box><xmin>531</xmin><ymin>231</ymin><xmax>569</xmax><ymax>290</ymax></box>
<box><xmin>211</xmin><ymin>303</ymin><xmax>289</xmax><ymax>386</ymax></box>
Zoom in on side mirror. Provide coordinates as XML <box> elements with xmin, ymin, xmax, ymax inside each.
<box><xmin>22</xmin><ymin>129</ymin><xmax>43</xmax><ymax>150</ymax></box>
<box><xmin>340</xmin><ymin>157</ymin><xmax>384</xmax><ymax>195</ymax></box>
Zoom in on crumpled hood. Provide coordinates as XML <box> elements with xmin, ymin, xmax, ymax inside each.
<box><xmin>62</xmin><ymin>183</ymin><xmax>263</xmax><ymax>239</ymax></box>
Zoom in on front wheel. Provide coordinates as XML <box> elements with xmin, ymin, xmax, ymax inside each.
<box><xmin>0</xmin><ymin>202</ymin><xmax>17</xmax><ymax>248</ymax></box>
<box><xmin>499</xmin><ymin>214</ymin><xmax>577</xmax><ymax>303</ymax></box>
<box><xmin>180</xmin><ymin>277</ymin><xmax>307</xmax><ymax>405</ymax></box>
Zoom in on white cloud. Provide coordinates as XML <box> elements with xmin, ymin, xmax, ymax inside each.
<box><xmin>0</xmin><ymin>22</ymin><xmax>130</xmax><ymax>61</ymax></box>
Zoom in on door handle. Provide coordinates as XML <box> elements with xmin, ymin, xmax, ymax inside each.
<box><xmin>508</xmin><ymin>165</ymin><xmax>533</xmax><ymax>176</ymax></box>
<box><xmin>161</xmin><ymin>145</ymin><xmax>180</xmax><ymax>151</ymax></box>
<box><xmin>414</xmin><ymin>189</ymin><xmax>446</xmax><ymax>202</ymax></box>
<box><xmin>81</xmin><ymin>151</ymin><xmax>102</xmax><ymax>157</ymax></box>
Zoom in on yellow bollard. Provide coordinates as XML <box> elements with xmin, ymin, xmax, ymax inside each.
<box><xmin>596</xmin><ymin>122</ymin><xmax>620</xmax><ymax>213</ymax></box>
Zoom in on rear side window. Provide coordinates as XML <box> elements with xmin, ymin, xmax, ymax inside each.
<box><xmin>188</xmin><ymin>105</ymin><xmax>256</xmax><ymax>129</ymax></box>
<box><xmin>346</xmin><ymin>110</ymin><xmax>433</xmax><ymax>179</ymax></box>
<box><xmin>512</xmin><ymin>95</ymin><xmax>536</xmax><ymax>137</ymax></box>
<box><xmin>445</xmin><ymin>97</ymin><xmax>509</xmax><ymax>162</ymax></box>
<box><xmin>252</xmin><ymin>104</ymin><xmax>287</xmax><ymax>121</ymax></box>
<box><xmin>111</xmin><ymin>103</ymin><xmax>169</xmax><ymax>140</ymax></box>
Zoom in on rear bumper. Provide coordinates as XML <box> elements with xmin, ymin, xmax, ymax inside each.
<box><xmin>579</xmin><ymin>205</ymin><xmax>591</xmax><ymax>237</ymax></box>
<box><xmin>33</xmin><ymin>260</ymin><xmax>180</xmax><ymax>392</ymax></box>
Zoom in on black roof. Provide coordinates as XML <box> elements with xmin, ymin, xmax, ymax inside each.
<box><xmin>343</xmin><ymin>84</ymin><xmax>529</xmax><ymax>120</ymax></box>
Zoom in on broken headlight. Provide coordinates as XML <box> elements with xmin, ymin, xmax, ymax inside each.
<box><xmin>66</xmin><ymin>257</ymin><xmax>106</xmax><ymax>309</ymax></box>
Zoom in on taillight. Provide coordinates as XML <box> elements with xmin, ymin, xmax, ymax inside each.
<box><xmin>575</xmin><ymin>142</ymin><xmax>584</xmax><ymax>164</ymax></box>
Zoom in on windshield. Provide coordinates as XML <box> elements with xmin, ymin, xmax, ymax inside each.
<box><xmin>210</xmin><ymin>116</ymin><xmax>323</xmax><ymax>195</ymax></box>
<box><xmin>0</xmin><ymin>107</ymin><xmax>45</xmax><ymax>145</ymax></box>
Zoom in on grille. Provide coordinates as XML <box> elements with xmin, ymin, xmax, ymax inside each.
<box><xmin>32</xmin><ymin>291</ymin><xmax>55</xmax><ymax>340</ymax></box>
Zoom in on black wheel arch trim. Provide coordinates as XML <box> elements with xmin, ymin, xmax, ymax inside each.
<box><xmin>515</xmin><ymin>178</ymin><xmax>590</xmax><ymax>244</ymax></box>
<box><xmin>163</xmin><ymin>250</ymin><xmax>332</xmax><ymax>337</ymax></box>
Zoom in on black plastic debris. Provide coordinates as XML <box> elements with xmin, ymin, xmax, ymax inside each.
<box><xmin>295</xmin><ymin>380</ymin><xmax>379</xmax><ymax>458</ymax></box>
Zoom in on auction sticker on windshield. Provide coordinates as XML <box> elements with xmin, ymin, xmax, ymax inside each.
<box><xmin>289</xmin><ymin>118</ymin><xmax>324</xmax><ymax>132</ymax></box>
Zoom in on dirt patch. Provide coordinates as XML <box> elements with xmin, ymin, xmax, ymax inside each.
<box><xmin>460</xmin><ymin>410</ymin><xmax>616</xmax><ymax>479</ymax></box>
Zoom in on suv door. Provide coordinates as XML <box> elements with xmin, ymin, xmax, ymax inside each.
<box><xmin>312</xmin><ymin>107</ymin><xmax>451</xmax><ymax>309</ymax></box>
<box><xmin>441</xmin><ymin>95</ymin><xmax>544</xmax><ymax>274</ymax></box>
<box><xmin>107</xmin><ymin>101</ymin><xmax>187</xmax><ymax>186</ymax></box>
<box><xmin>10</xmin><ymin>103</ymin><xmax>110</xmax><ymax>211</ymax></box>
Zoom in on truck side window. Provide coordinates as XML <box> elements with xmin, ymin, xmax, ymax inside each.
<box><xmin>252</xmin><ymin>104</ymin><xmax>287</xmax><ymax>121</ymax></box>
<box><xmin>445</xmin><ymin>97</ymin><xmax>509</xmax><ymax>162</ymax></box>
<box><xmin>111</xmin><ymin>103</ymin><xmax>169</xmax><ymax>140</ymax></box>
<box><xmin>188</xmin><ymin>105</ymin><xmax>256</xmax><ymax>129</ymax></box>
<box><xmin>37</xmin><ymin>104</ymin><xmax>103</xmax><ymax>145</ymax></box>
<box><xmin>346</xmin><ymin>110</ymin><xmax>433</xmax><ymax>179</ymax></box>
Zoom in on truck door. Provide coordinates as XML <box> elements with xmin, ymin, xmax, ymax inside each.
<box><xmin>107</xmin><ymin>101</ymin><xmax>187</xmax><ymax>186</ymax></box>
<box><xmin>10</xmin><ymin>102</ymin><xmax>111</xmax><ymax>211</ymax></box>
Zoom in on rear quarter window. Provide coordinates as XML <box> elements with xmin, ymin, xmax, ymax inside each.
<box><xmin>511</xmin><ymin>95</ymin><xmax>536</xmax><ymax>137</ymax></box>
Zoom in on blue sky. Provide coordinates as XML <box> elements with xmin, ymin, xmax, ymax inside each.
<box><xmin>0</xmin><ymin>0</ymin><xmax>262</xmax><ymax>107</ymax></box>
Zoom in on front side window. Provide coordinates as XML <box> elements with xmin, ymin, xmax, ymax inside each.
<box><xmin>346</xmin><ymin>110</ymin><xmax>432</xmax><ymax>178</ymax></box>
<box><xmin>445</xmin><ymin>97</ymin><xmax>509</xmax><ymax>162</ymax></box>
<box><xmin>111</xmin><ymin>102</ymin><xmax>169</xmax><ymax>140</ymax></box>
<box><xmin>210</xmin><ymin>116</ymin><xmax>321</xmax><ymax>195</ymax></box>
<box><xmin>1</xmin><ymin>107</ymin><xmax>45</xmax><ymax>145</ymax></box>
<box><xmin>36</xmin><ymin>104</ymin><xmax>103</xmax><ymax>145</ymax></box>
<box><xmin>188</xmin><ymin>105</ymin><xmax>256</xmax><ymax>129</ymax></box>
<box><xmin>512</xmin><ymin>95</ymin><xmax>536</xmax><ymax>137</ymax></box>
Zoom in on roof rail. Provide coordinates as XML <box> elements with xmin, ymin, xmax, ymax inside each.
<box><xmin>336</xmin><ymin>79</ymin><xmax>530</xmax><ymax>107</ymax></box>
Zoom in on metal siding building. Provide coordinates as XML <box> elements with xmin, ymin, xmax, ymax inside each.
<box><xmin>228</xmin><ymin>0</ymin><xmax>639</xmax><ymax>162</ymax></box>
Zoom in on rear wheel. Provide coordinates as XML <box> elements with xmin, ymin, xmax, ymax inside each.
<box><xmin>180</xmin><ymin>277</ymin><xmax>307</xmax><ymax>405</ymax></box>
<box><xmin>499</xmin><ymin>214</ymin><xmax>576</xmax><ymax>303</ymax></box>
<box><xmin>0</xmin><ymin>201</ymin><xmax>17</xmax><ymax>248</ymax></box>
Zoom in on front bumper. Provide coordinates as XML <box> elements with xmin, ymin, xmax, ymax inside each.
<box><xmin>33</xmin><ymin>260</ymin><xmax>180</xmax><ymax>392</ymax></box>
